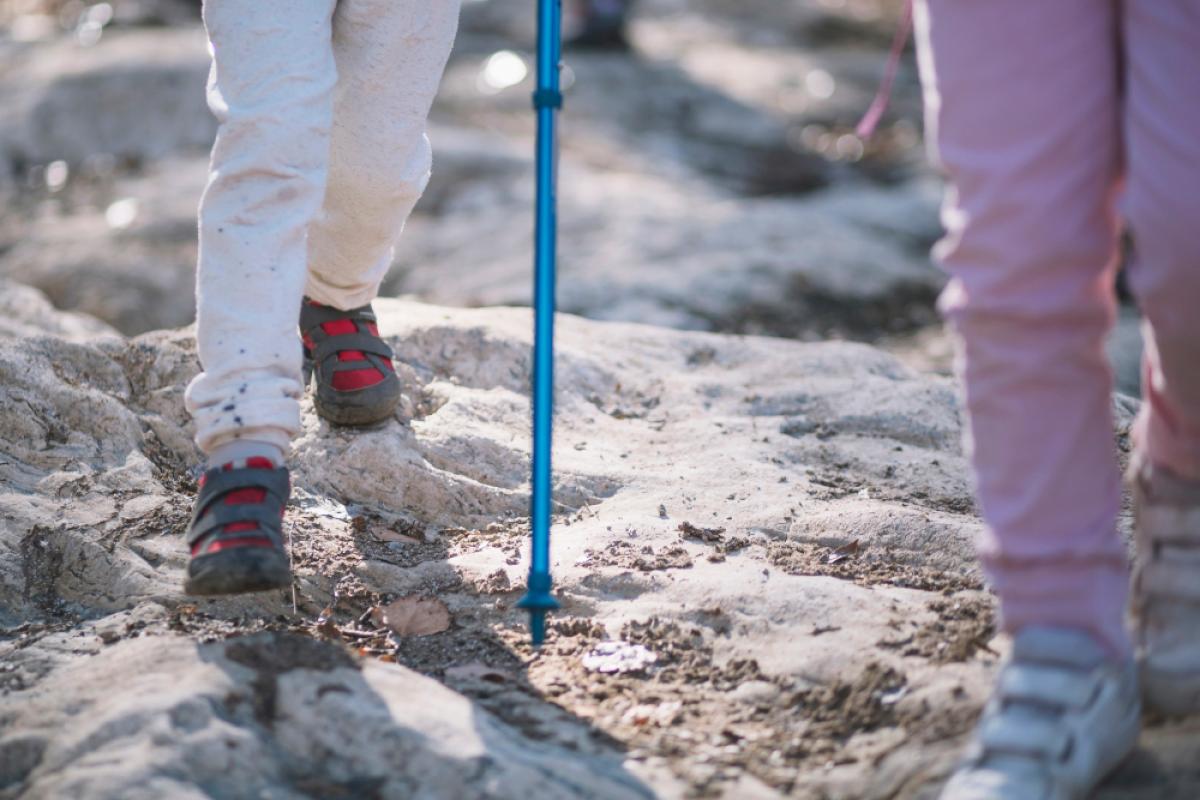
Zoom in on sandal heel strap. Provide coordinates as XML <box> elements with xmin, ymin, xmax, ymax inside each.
<box><xmin>1137</xmin><ymin>559</ymin><xmax>1200</xmax><ymax>604</ymax></box>
<box><xmin>191</xmin><ymin>466</ymin><xmax>290</xmax><ymax>530</ymax></box>
<box><xmin>300</xmin><ymin>301</ymin><xmax>378</xmax><ymax>332</ymax></box>
<box><xmin>978</xmin><ymin>713</ymin><xmax>1072</xmax><ymax>762</ymax></box>
<box><xmin>997</xmin><ymin>664</ymin><xmax>1099</xmax><ymax>710</ymax></box>
<box><xmin>196</xmin><ymin>466</ymin><xmax>289</xmax><ymax>507</ymax></box>
<box><xmin>188</xmin><ymin>505</ymin><xmax>285</xmax><ymax>547</ymax></box>
<box><xmin>308</xmin><ymin>332</ymin><xmax>395</xmax><ymax>365</ymax></box>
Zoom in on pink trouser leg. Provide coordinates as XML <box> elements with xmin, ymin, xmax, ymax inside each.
<box><xmin>915</xmin><ymin>1</ymin><xmax>1131</xmax><ymax>656</ymax></box>
<box><xmin>1123</xmin><ymin>2</ymin><xmax>1200</xmax><ymax>482</ymax></box>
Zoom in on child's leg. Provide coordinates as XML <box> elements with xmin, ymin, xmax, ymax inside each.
<box><xmin>304</xmin><ymin>0</ymin><xmax>461</xmax><ymax>309</ymax></box>
<box><xmin>1123</xmin><ymin>1</ymin><xmax>1200</xmax><ymax>481</ymax></box>
<box><xmin>918</xmin><ymin>7</ymin><xmax>1143</xmax><ymax>796</ymax></box>
<box><xmin>185</xmin><ymin>0</ymin><xmax>339</xmax><ymax>457</ymax></box>
<box><xmin>184</xmin><ymin>1</ymin><xmax>339</xmax><ymax>594</ymax></box>
<box><xmin>1122</xmin><ymin>0</ymin><xmax>1200</xmax><ymax>716</ymax></box>
<box><xmin>916</xmin><ymin>0</ymin><xmax>1130</xmax><ymax>656</ymax></box>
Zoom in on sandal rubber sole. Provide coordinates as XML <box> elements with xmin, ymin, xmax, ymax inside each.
<box><xmin>1141</xmin><ymin>659</ymin><xmax>1200</xmax><ymax>717</ymax></box>
<box><xmin>313</xmin><ymin>376</ymin><xmax>401</xmax><ymax>426</ymax></box>
<box><xmin>185</xmin><ymin>547</ymin><xmax>291</xmax><ymax>596</ymax></box>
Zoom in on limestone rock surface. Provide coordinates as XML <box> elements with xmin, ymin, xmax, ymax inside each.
<box><xmin>4</xmin><ymin>289</ymin><xmax>1185</xmax><ymax>800</ymax></box>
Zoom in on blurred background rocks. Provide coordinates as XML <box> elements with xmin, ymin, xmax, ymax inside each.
<box><xmin>0</xmin><ymin>0</ymin><xmax>1141</xmax><ymax>392</ymax></box>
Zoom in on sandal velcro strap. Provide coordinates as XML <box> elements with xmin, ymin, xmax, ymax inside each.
<box><xmin>309</xmin><ymin>332</ymin><xmax>395</xmax><ymax>366</ymax></box>
<box><xmin>188</xmin><ymin>505</ymin><xmax>286</xmax><ymax>547</ymax></box>
<box><xmin>997</xmin><ymin>664</ymin><xmax>1099</xmax><ymax>710</ymax></box>
<box><xmin>1138</xmin><ymin>505</ymin><xmax>1200</xmax><ymax>546</ymax></box>
<box><xmin>979</xmin><ymin>714</ymin><xmax>1072</xmax><ymax>762</ymax></box>
<box><xmin>188</xmin><ymin>466</ymin><xmax>290</xmax><ymax>548</ymax></box>
<box><xmin>300</xmin><ymin>301</ymin><xmax>397</xmax><ymax>399</ymax></box>
<box><xmin>194</xmin><ymin>466</ymin><xmax>289</xmax><ymax>510</ymax></box>
<box><xmin>300</xmin><ymin>302</ymin><xmax>378</xmax><ymax>330</ymax></box>
<box><xmin>1138</xmin><ymin>559</ymin><xmax>1200</xmax><ymax>604</ymax></box>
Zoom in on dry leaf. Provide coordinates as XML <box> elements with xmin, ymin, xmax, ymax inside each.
<box><xmin>622</xmin><ymin>705</ymin><xmax>655</xmax><ymax>727</ymax></box>
<box><xmin>376</xmin><ymin>596</ymin><xmax>451</xmax><ymax>637</ymax></box>
<box><xmin>316</xmin><ymin>618</ymin><xmax>341</xmax><ymax>640</ymax></box>
<box><xmin>825</xmin><ymin>539</ymin><xmax>861</xmax><ymax>565</ymax></box>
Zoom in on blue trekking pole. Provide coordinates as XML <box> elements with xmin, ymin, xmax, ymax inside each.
<box><xmin>516</xmin><ymin>0</ymin><xmax>563</xmax><ymax>646</ymax></box>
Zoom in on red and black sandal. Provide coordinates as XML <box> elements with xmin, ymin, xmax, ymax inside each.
<box><xmin>185</xmin><ymin>459</ymin><xmax>292</xmax><ymax>596</ymax></box>
<box><xmin>300</xmin><ymin>298</ymin><xmax>401</xmax><ymax>426</ymax></box>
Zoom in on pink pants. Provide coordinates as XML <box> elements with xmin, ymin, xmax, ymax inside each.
<box><xmin>915</xmin><ymin>0</ymin><xmax>1200</xmax><ymax>657</ymax></box>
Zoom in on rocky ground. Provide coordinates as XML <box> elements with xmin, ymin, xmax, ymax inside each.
<box><xmin>2</xmin><ymin>291</ymin><xmax>1195</xmax><ymax>800</ymax></box>
<box><xmin>0</xmin><ymin>1</ymin><xmax>1181</xmax><ymax>798</ymax></box>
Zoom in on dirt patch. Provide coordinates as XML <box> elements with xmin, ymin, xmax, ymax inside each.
<box><xmin>3</xmin><ymin>459</ymin><xmax>991</xmax><ymax>798</ymax></box>
<box><xmin>677</xmin><ymin>522</ymin><xmax>750</xmax><ymax>563</ymax></box>
<box><xmin>804</xmin><ymin>464</ymin><xmax>869</xmax><ymax>500</ymax></box>
<box><xmin>460</xmin><ymin>618</ymin><xmax>929</xmax><ymax>796</ymax></box>
<box><xmin>3</xmin><ymin>433</ymin><xmax>987</xmax><ymax>799</ymax></box>
<box><xmin>800</xmin><ymin>458</ymin><xmax>977</xmax><ymax>517</ymax></box>
<box><xmin>285</xmin><ymin>604</ymin><xmax>946</xmax><ymax>796</ymax></box>
<box><xmin>347</xmin><ymin>514</ymin><xmax>448</xmax><ymax>569</ymax></box>
<box><xmin>678</xmin><ymin>521</ymin><xmax>726</xmax><ymax>543</ymax></box>
<box><xmin>585</xmin><ymin>540</ymin><xmax>694</xmax><ymax>572</ymax></box>
<box><xmin>791</xmin><ymin>661</ymin><xmax>907</xmax><ymax>742</ymax></box>
<box><xmin>766</xmin><ymin>539</ymin><xmax>982</xmax><ymax>594</ymax></box>
<box><xmin>879</xmin><ymin>595</ymin><xmax>997</xmax><ymax>664</ymax></box>
<box><xmin>470</xmin><ymin>568</ymin><xmax>513</xmax><ymax>595</ymax></box>
<box><xmin>0</xmin><ymin>455</ymin><xmax>984</xmax><ymax>800</ymax></box>
<box><xmin>442</xmin><ymin>520</ymin><xmax>530</xmax><ymax>563</ymax></box>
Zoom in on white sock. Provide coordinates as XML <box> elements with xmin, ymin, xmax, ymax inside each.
<box><xmin>206</xmin><ymin>440</ymin><xmax>286</xmax><ymax>470</ymax></box>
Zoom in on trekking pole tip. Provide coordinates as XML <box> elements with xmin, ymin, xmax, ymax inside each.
<box><xmin>528</xmin><ymin>609</ymin><xmax>548</xmax><ymax>646</ymax></box>
<box><xmin>517</xmin><ymin>571</ymin><xmax>560</xmax><ymax>647</ymax></box>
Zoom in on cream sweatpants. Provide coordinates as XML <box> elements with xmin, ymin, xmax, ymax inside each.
<box><xmin>184</xmin><ymin>0</ymin><xmax>460</xmax><ymax>455</ymax></box>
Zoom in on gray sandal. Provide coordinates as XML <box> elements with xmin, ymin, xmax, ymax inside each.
<box><xmin>300</xmin><ymin>299</ymin><xmax>402</xmax><ymax>425</ymax></box>
<box><xmin>185</xmin><ymin>461</ymin><xmax>292</xmax><ymax>596</ymax></box>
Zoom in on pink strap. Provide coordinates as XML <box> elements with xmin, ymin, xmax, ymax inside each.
<box><xmin>855</xmin><ymin>0</ymin><xmax>914</xmax><ymax>140</ymax></box>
